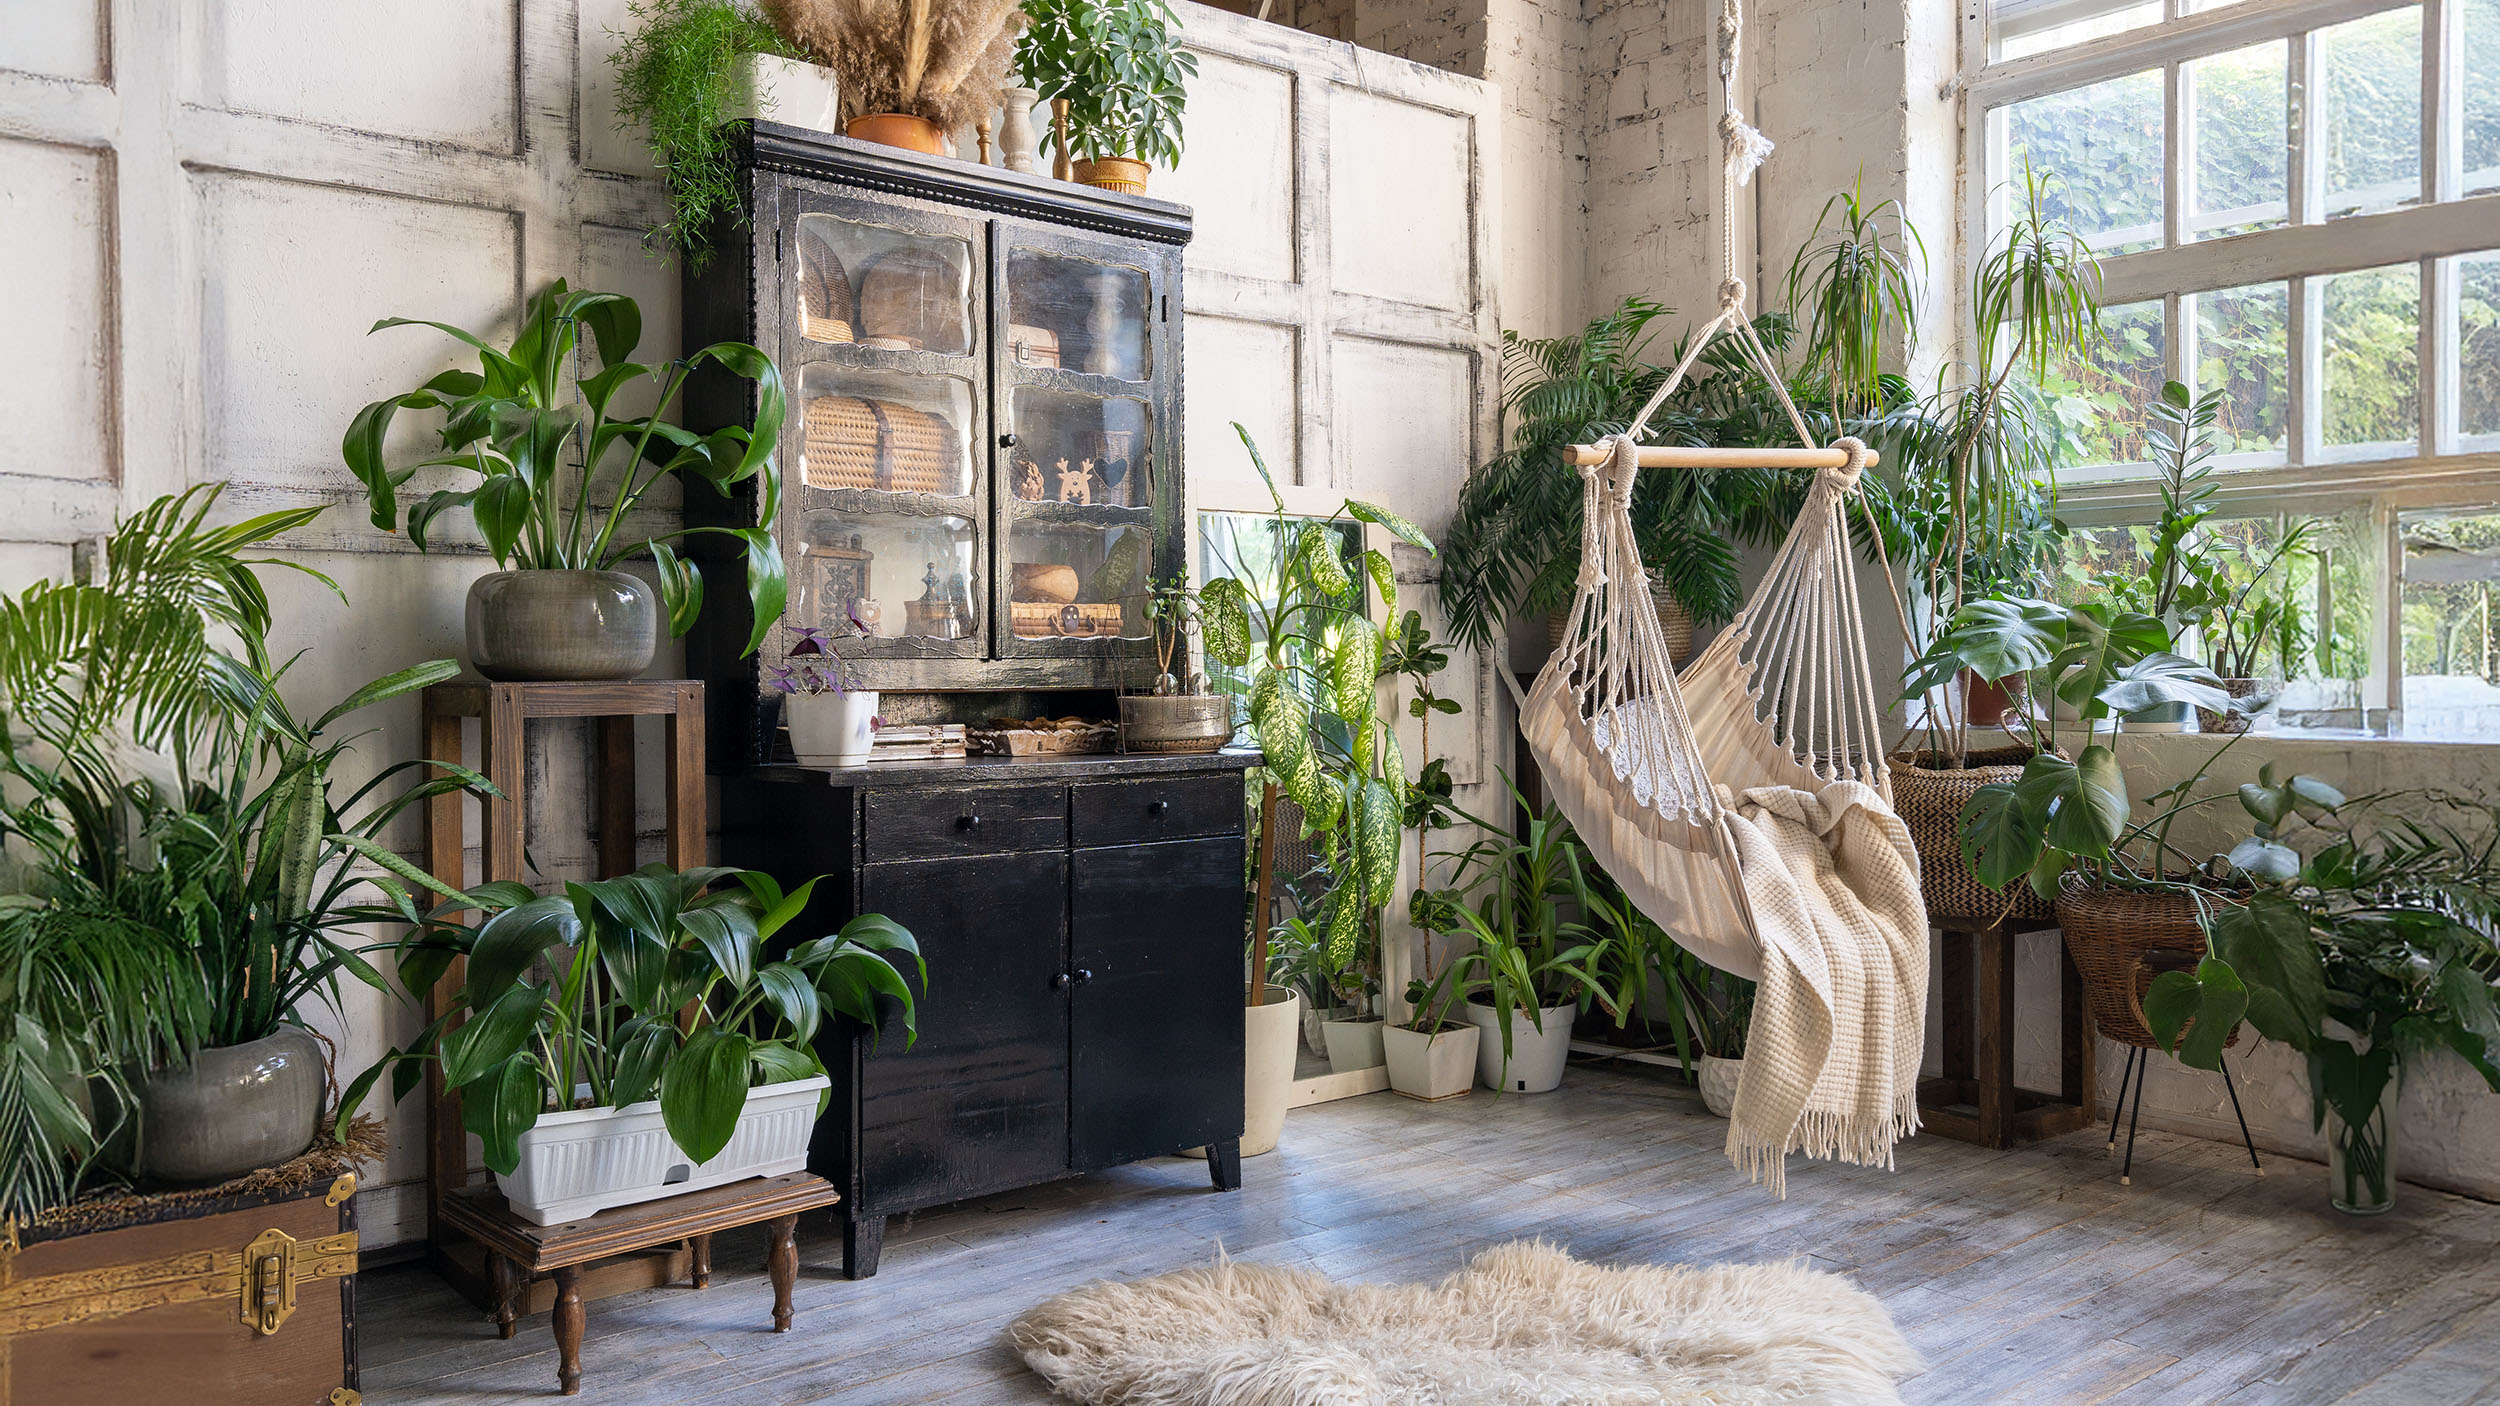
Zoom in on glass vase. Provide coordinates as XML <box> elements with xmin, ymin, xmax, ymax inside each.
<box><xmin>2314</xmin><ymin>1052</ymin><xmax>2401</xmax><ymax>1216</ymax></box>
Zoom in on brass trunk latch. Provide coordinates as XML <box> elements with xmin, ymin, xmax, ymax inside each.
<box><xmin>242</xmin><ymin>1228</ymin><xmax>299</xmax><ymax>1335</ymax></box>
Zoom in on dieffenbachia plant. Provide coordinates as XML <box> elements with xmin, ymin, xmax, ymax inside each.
<box><xmin>341</xmin><ymin>280</ymin><xmax>789</xmax><ymax>656</ymax></box>
<box><xmin>1198</xmin><ymin>424</ymin><xmax>1434</xmax><ymax>994</ymax></box>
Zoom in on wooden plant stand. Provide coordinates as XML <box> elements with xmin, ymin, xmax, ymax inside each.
<box><xmin>1918</xmin><ymin>916</ymin><xmax>2098</xmax><ymax>1148</ymax></box>
<box><xmin>440</xmin><ymin>1173</ymin><xmax>838</xmax><ymax>1397</ymax></box>
<box><xmin>420</xmin><ymin>679</ymin><xmax>706</xmax><ymax>1316</ymax></box>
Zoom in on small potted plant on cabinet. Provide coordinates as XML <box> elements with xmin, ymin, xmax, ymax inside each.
<box><xmin>1011</xmin><ymin>0</ymin><xmax>1195</xmax><ymax>193</ymax></box>
<box><xmin>773</xmin><ymin>613</ymin><xmax>880</xmax><ymax>763</ymax></box>
<box><xmin>349</xmin><ymin>865</ymin><xmax>922</xmax><ymax>1224</ymax></box>
<box><xmin>344</xmin><ymin>281</ymin><xmax>788</xmax><ymax>682</ymax></box>
<box><xmin>763</xmin><ymin>0</ymin><xmax>1028</xmax><ymax>156</ymax></box>
<box><xmin>1120</xmin><ymin>576</ymin><xmax>1232</xmax><ymax>754</ymax></box>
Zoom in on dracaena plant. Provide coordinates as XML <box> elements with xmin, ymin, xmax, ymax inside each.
<box><xmin>346</xmin><ymin>864</ymin><xmax>922</xmax><ymax>1173</ymax></box>
<box><xmin>1198</xmin><ymin>423</ymin><xmax>1433</xmax><ymax>1009</ymax></box>
<box><xmin>341</xmin><ymin>280</ymin><xmax>789</xmax><ymax>657</ymax></box>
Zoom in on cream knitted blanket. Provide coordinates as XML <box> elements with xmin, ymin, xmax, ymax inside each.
<box><xmin>1719</xmin><ymin>779</ymin><xmax>1927</xmax><ymax>1195</ymax></box>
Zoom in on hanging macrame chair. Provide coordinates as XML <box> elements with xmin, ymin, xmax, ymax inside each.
<box><xmin>1515</xmin><ymin>0</ymin><xmax>1906</xmax><ymax>983</ymax></box>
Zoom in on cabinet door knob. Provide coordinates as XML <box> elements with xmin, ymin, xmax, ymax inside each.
<box><xmin>1050</xmin><ymin>971</ymin><xmax>1070</xmax><ymax>991</ymax></box>
<box><xmin>1073</xmin><ymin>968</ymin><xmax>1095</xmax><ymax>986</ymax></box>
<box><xmin>999</xmin><ymin>432</ymin><xmax>1019</xmax><ymax>448</ymax></box>
<box><xmin>959</xmin><ymin>813</ymin><xmax>982</xmax><ymax>830</ymax></box>
<box><xmin>1148</xmin><ymin>799</ymin><xmax>1169</xmax><ymax>815</ymax></box>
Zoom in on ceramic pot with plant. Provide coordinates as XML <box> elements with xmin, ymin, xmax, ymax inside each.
<box><xmin>0</xmin><ymin>487</ymin><xmax>471</xmax><ymax>1210</ymax></box>
<box><xmin>348</xmin><ymin>864</ymin><xmax>922</xmax><ymax>1224</ymax></box>
<box><xmin>1011</xmin><ymin>0</ymin><xmax>1195</xmax><ymax>193</ymax></box>
<box><xmin>344</xmin><ymin>281</ymin><xmax>787</xmax><ymax>682</ymax></box>
<box><xmin>763</xmin><ymin>0</ymin><xmax>1026</xmax><ymax>156</ymax></box>
<box><xmin>773</xmin><ymin>613</ymin><xmax>879</xmax><ymax>763</ymax></box>
<box><xmin>1121</xmin><ymin>577</ymin><xmax>1233</xmax><ymax>754</ymax></box>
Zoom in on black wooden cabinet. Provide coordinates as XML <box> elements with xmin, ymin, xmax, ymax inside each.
<box><xmin>722</xmin><ymin>751</ymin><xmax>1252</xmax><ymax>1278</ymax></box>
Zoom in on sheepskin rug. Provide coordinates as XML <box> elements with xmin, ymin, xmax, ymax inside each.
<box><xmin>1007</xmin><ymin>1241</ymin><xmax>1921</xmax><ymax>1404</ymax></box>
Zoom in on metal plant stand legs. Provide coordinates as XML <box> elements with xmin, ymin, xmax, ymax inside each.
<box><xmin>2109</xmin><ymin>1047</ymin><xmax>2262</xmax><ymax>1184</ymax></box>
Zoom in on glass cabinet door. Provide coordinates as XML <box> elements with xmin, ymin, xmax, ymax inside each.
<box><xmin>771</xmin><ymin>191</ymin><xmax>988</xmax><ymax>678</ymax></box>
<box><xmin>990</xmin><ymin>230</ymin><xmax>1176</xmax><ymax>663</ymax></box>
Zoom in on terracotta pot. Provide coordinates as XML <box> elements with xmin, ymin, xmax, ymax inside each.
<box><xmin>1073</xmin><ymin>156</ymin><xmax>1150</xmax><ymax>194</ymax></box>
<box><xmin>2197</xmin><ymin>677</ymin><xmax>2277</xmax><ymax>735</ymax></box>
<box><xmin>1961</xmin><ymin>670</ymin><xmax>2025</xmax><ymax>728</ymax></box>
<box><xmin>846</xmin><ymin>113</ymin><xmax>946</xmax><ymax>155</ymax></box>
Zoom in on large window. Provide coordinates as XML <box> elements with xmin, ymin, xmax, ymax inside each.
<box><xmin>1972</xmin><ymin>0</ymin><xmax>2500</xmax><ymax>737</ymax></box>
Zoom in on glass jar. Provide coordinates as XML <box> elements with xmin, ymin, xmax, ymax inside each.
<box><xmin>2312</xmin><ymin>1049</ymin><xmax>2401</xmax><ymax>1216</ymax></box>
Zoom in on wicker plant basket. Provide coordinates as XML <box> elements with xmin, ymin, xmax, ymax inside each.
<box><xmin>2055</xmin><ymin>881</ymin><xmax>2243</xmax><ymax>1050</ymax></box>
<box><xmin>803</xmin><ymin>396</ymin><xmax>957</xmax><ymax>494</ymax></box>
<box><xmin>799</xmin><ymin>231</ymin><xmax>855</xmax><ymax>345</ymax></box>
<box><xmin>1886</xmin><ymin>746</ymin><xmax>2055</xmax><ymax>923</ymax></box>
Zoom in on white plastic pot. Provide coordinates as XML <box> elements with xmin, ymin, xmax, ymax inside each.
<box><xmin>1697</xmin><ymin>1054</ymin><xmax>1743</xmax><ymax>1118</ymax></box>
<box><xmin>1384</xmin><ymin>1022</ymin><xmax>1480</xmax><ymax>1101</ymax></box>
<box><xmin>1321</xmin><ymin>1016</ymin><xmax>1385</xmax><ymax>1074</ymax></box>
<box><xmin>494</xmin><ymin>1075</ymin><xmax>828</xmax><ymax>1226</ymax></box>
<box><xmin>785</xmin><ymin>689</ymin><xmax>878</xmax><ymax>764</ymax></box>
<box><xmin>1463</xmin><ymin>1001</ymin><xmax>1577</xmax><ymax>1094</ymax></box>
<box><xmin>1243</xmin><ymin>990</ymin><xmax>1301</xmax><ymax>1155</ymax></box>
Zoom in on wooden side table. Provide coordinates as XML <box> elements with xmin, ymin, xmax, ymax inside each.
<box><xmin>441</xmin><ymin>1173</ymin><xmax>839</xmax><ymax>1397</ymax></box>
<box><xmin>421</xmin><ymin>679</ymin><xmax>706</xmax><ymax>1313</ymax></box>
<box><xmin>1918</xmin><ymin>916</ymin><xmax>2098</xmax><ymax>1147</ymax></box>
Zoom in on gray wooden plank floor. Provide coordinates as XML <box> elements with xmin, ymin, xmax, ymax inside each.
<box><xmin>361</xmin><ymin>1063</ymin><xmax>2500</xmax><ymax>1404</ymax></box>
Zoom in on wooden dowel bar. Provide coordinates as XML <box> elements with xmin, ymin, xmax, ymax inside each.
<box><xmin>1562</xmin><ymin>444</ymin><xmax>1881</xmax><ymax>469</ymax></box>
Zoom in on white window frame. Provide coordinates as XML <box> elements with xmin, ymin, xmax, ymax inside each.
<box><xmin>1961</xmin><ymin>0</ymin><xmax>2500</xmax><ymax>731</ymax></box>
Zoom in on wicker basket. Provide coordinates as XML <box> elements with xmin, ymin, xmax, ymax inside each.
<box><xmin>855</xmin><ymin>246</ymin><xmax>962</xmax><ymax>352</ymax></box>
<box><xmin>1886</xmin><ymin>746</ymin><xmax>2055</xmax><ymax>923</ymax></box>
<box><xmin>2054</xmin><ymin>882</ymin><xmax>2243</xmax><ymax>1051</ymax></box>
<box><xmin>798</xmin><ymin>231</ymin><xmax>855</xmax><ymax>345</ymax></box>
<box><xmin>802</xmin><ymin>396</ymin><xmax>958</xmax><ymax>495</ymax></box>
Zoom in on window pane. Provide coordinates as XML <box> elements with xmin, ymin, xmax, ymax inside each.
<box><xmin>2467</xmin><ymin>0</ymin><xmax>2500</xmax><ymax>197</ymax></box>
<box><xmin>2188</xmin><ymin>42</ymin><xmax>2287</xmax><ymax>240</ymax></box>
<box><xmin>2270</xmin><ymin>512</ymin><xmax>2375</xmax><ymax>731</ymax></box>
<box><xmin>2460</xmin><ymin>251</ymin><xmax>2500</xmax><ymax>444</ymax></box>
<box><xmin>2318</xmin><ymin>6</ymin><xmax>2423</xmax><ymax>220</ymax></box>
<box><xmin>2190</xmin><ymin>282</ymin><xmax>2288</xmax><ymax>458</ymax></box>
<box><xmin>2031</xmin><ymin>299</ymin><xmax>2168</xmax><ymax>470</ymax></box>
<box><xmin>1995</xmin><ymin>70</ymin><xmax>2163</xmax><ymax>255</ymax></box>
<box><xmin>2399</xmin><ymin>508</ymin><xmax>2500</xmax><ymax>739</ymax></box>
<box><xmin>2321</xmin><ymin>263</ymin><xmax>2420</xmax><ymax>451</ymax></box>
<box><xmin>1996</xmin><ymin>0</ymin><xmax>2161</xmax><ymax>61</ymax></box>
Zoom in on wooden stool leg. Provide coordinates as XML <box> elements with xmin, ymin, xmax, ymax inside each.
<box><xmin>553</xmin><ymin>1265</ymin><xmax>585</xmax><ymax>1396</ymax></box>
<box><xmin>489</xmin><ymin>1252</ymin><xmax>521</xmax><ymax>1340</ymax></box>
<box><xmin>767</xmin><ymin>1214</ymin><xmax>800</xmax><ymax>1333</ymax></box>
<box><xmin>1976</xmin><ymin>924</ymin><xmax>2015</xmax><ymax>1149</ymax></box>
<box><xmin>689</xmin><ymin>1233</ymin><xmax>713</xmax><ymax>1290</ymax></box>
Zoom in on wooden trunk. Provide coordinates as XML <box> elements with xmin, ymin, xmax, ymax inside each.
<box><xmin>1</xmin><ymin>1171</ymin><xmax>359</xmax><ymax>1406</ymax></box>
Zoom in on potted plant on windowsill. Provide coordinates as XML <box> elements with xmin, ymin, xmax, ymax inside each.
<box><xmin>348</xmin><ymin>864</ymin><xmax>922</xmax><ymax>1224</ymax></box>
<box><xmin>343</xmin><ymin>281</ymin><xmax>787</xmax><ymax>682</ymax></box>
<box><xmin>764</xmin><ymin>0</ymin><xmax>1027</xmax><ymax>156</ymax></box>
<box><xmin>1011</xmin><ymin>0</ymin><xmax>1195</xmax><ymax>193</ymax></box>
<box><xmin>772</xmin><ymin>614</ymin><xmax>879</xmax><ymax>763</ymax></box>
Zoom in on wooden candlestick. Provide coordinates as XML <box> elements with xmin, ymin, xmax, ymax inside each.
<box><xmin>1051</xmin><ymin>98</ymin><xmax>1073</xmax><ymax>181</ymax></box>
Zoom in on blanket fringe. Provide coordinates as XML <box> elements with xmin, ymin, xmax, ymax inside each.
<box><xmin>1726</xmin><ymin>1095</ymin><xmax>1925</xmax><ymax>1199</ymax></box>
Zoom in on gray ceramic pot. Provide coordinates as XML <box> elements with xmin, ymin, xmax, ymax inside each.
<box><xmin>127</xmin><ymin>1027</ymin><xmax>326</xmax><ymax>1186</ymax></box>
<box><xmin>467</xmin><ymin>569</ymin><xmax>660</xmax><ymax>682</ymax></box>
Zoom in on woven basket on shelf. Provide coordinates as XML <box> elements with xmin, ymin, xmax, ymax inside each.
<box><xmin>2054</xmin><ymin>882</ymin><xmax>2243</xmax><ymax>1051</ymax></box>
<box><xmin>798</xmin><ymin>232</ymin><xmax>855</xmax><ymax>345</ymax></box>
<box><xmin>1886</xmin><ymin>746</ymin><xmax>2054</xmax><ymax>924</ymax></box>
<box><xmin>802</xmin><ymin>396</ymin><xmax>957</xmax><ymax>495</ymax></box>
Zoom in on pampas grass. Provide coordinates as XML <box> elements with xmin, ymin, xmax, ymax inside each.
<box><xmin>764</xmin><ymin>0</ymin><xmax>1024</xmax><ymax>130</ymax></box>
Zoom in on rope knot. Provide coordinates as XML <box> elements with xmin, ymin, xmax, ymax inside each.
<box><xmin>1820</xmin><ymin>436</ymin><xmax>1871</xmax><ymax>493</ymax></box>
<box><xmin>1717</xmin><ymin>278</ymin><xmax>1747</xmax><ymax>311</ymax></box>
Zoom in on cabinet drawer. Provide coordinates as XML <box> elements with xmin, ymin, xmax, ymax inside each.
<box><xmin>1072</xmin><ymin>775</ymin><xmax>1244</xmax><ymax>848</ymax></box>
<box><xmin>862</xmin><ymin>783</ymin><xmax>1065</xmax><ymax>861</ymax></box>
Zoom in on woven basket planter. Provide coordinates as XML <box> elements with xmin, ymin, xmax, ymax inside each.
<box><xmin>2054</xmin><ymin>882</ymin><xmax>2243</xmax><ymax>1051</ymax></box>
<box><xmin>1885</xmin><ymin>746</ymin><xmax>2054</xmax><ymax>924</ymax></box>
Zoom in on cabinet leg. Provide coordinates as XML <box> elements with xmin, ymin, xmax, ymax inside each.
<box><xmin>552</xmin><ymin>1265</ymin><xmax>585</xmax><ymax>1397</ymax></box>
<box><xmin>1208</xmin><ymin>1138</ymin><xmax>1242</xmax><ymax>1192</ymax></box>
<box><xmin>842</xmin><ymin>1213</ymin><xmax>886</xmax><ymax>1281</ymax></box>
<box><xmin>689</xmin><ymin>1232</ymin><xmax>713</xmax><ymax>1290</ymax></box>
<box><xmin>488</xmin><ymin>1252</ymin><xmax>521</xmax><ymax>1339</ymax></box>
<box><xmin>767</xmin><ymin>1213</ymin><xmax>800</xmax><ymax>1332</ymax></box>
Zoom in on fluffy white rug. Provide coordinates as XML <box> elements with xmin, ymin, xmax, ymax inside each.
<box><xmin>1008</xmin><ymin>1241</ymin><xmax>1921</xmax><ymax>1404</ymax></box>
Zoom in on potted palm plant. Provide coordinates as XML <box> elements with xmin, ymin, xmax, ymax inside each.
<box><xmin>343</xmin><ymin>281</ymin><xmax>786</xmax><ymax>682</ymax></box>
<box><xmin>347</xmin><ymin>864</ymin><xmax>922</xmax><ymax>1224</ymax></box>
<box><xmin>1011</xmin><ymin>0</ymin><xmax>1195</xmax><ymax>192</ymax></box>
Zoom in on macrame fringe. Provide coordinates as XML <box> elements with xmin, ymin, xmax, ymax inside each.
<box><xmin>1720</xmin><ymin>110</ymin><xmax>1774</xmax><ymax>186</ymax></box>
<box><xmin>1726</xmin><ymin>1096</ymin><xmax>1924</xmax><ymax>1199</ymax></box>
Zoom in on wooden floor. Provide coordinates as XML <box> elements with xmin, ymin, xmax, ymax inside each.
<box><xmin>364</xmin><ymin>1062</ymin><xmax>2500</xmax><ymax>1404</ymax></box>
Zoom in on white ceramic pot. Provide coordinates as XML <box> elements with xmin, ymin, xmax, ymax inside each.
<box><xmin>785</xmin><ymin>689</ymin><xmax>878</xmax><ymax>764</ymax></box>
<box><xmin>727</xmin><ymin>52</ymin><xmax>841</xmax><ymax>133</ymax></box>
<box><xmin>1321</xmin><ymin>1016</ymin><xmax>1385</xmax><ymax>1074</ymax></box>
<box><xmin>1463</xmin><ymin>1000</ymin><xmax>1577</xmax><ymax>1094</ymax></box>
<box><xmin>1384</xmin><ymin>1022</ymin><xmax>1480</xmax><ymax>1101</ymax></box>
<box><xmin>1697</xmin><ymin>1054</ymin><xmax>1744</xmax><ymax>1118</ymax></box>
<box><xmin>495</xmin><ymin>1074</ymin><xmax>828</xmax><ymax>1226</ymax></box>
<box><xmin>1242</xmin><ymin>990</ymin><xmax>1301</xmax><ymax>1155</ymax></box>
<box><xmin>1302</xmin><ymin>1001</ymin><xmax>1346</xmax><ymax>1055</ymax></box>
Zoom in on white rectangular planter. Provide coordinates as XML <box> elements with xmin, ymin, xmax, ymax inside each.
<box><xmin>494</xmin><ymin>1075</ymin><xmax>829</xmax><ymax>1226</ymax></box>
<box><xmin>727</xmin><ymin>53</ymin><xmax>840</xmax><ymax>134</ymax></box>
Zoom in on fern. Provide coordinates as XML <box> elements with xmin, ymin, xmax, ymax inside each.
<box><xmin>612</xmin><ymin>0</ymin><xmax>803</xmax><ymax>269</ymax></box>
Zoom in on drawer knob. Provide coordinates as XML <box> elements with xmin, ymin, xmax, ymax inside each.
<box><xmin>1073</xmin><ymin>968</ymin><xmax>1095</xmax><ymax>987</ymax></box>
<box><xmin>1050</xmin><ymin>971</ymin><xmax>1070</xmax><ymax>991</ymax></box>
<box><xmin>1148</xmin><ymin>799</ymin><xmax>1169</xmax><ymax>815</ymax></box>
<box><xmin>959</xmin><ymin>814</ymin><xmax>982</xmax><ymax>830</ymax></box>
